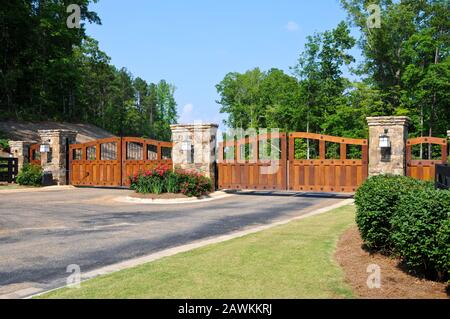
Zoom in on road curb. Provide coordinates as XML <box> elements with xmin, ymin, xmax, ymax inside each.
<box><xmin>114</xmin><ymin>191</ymin><xmax>234</xmax><ymax>205</ymax></box>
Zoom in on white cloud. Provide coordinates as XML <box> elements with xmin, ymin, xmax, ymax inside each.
<box><xmin>285</xmin><ymin>21</ymin><xmax>299</xmax><ymax>32</ymax></box>
<box><xmin>183</xmin><ymin>103</ymin><xmax>194</xmax><ymax>114</ymax></box>
<box><xmin>179</xmin><ymin>103</ymin><xmax>194</xmax><ymax>123</ymax></box>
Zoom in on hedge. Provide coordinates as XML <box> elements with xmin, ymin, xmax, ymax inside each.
<box><xmin>16</xmin><ymin>164</ymin><xmax>43</xmax><ymax>186</ymax></box>
<box><xmin>391</xmin><ymin>188</ymin><xmax>450</xmax><ymax>280</ymax></box>
<box><xmin>355</xmin><ymin>175</ymin><xmax>449</xmax><ymax>281</ymax></box>
<box><xmin>354</xmin><ymin>175</ymin><xmax>430</xmax><ymax>251</ymax></box>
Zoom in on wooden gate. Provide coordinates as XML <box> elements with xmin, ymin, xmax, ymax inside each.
<box><xmin>406</xmin><ymin>137</ymin><xmax>448</xmax><ymax>181</ymax></box>
<box><xmin>218</xmin><ymin>132</ymin><xmax>368</xmax><ymax>193</ymax></box>
<box><xmin>29</xmin><ymin>143</ymin><xmax>41</xmax><ymax>166</ymax></box>
<box><xmin>69</xmin><ymin>137</ymin><xmax>173</xmax><ymax>187</ymax></box>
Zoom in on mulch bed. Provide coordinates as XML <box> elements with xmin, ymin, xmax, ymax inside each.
<box><xmin>129</xmin><ymin>192</ymin><xmax>189</xmax><ymax>200</ymax></box>
<box><xmin>335</xmin><ymin>226</ymin><xmax>449</xmax><ymax>299</ymax></box>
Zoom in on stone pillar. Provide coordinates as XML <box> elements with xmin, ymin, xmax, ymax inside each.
<box><xmin>170</xmin><ymin>123</ymin><xmax>218</xmax><ymax>181</ymax></box>
<box><xmin>447</xmin><ymin>130</ymin><xmax>450</xmax><ymax>141</ymax></box>
<box><xmin>38</xmin><ymin>130</ymin><xmax>77</xmax><ymax>185</ymax></box>
<box><xmin>8</xmin><ymin>141</ymin><xmax>33</xmax><ymax>171</ymax></box>
<box><xmin>366</xmin><ymin>116</ymin><xmax>411</xmax><ymax>176</ymax></box>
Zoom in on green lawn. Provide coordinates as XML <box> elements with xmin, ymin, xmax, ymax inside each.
<box><xmin>0</xmin><ymin>184</ymin><xmax>25</xmax><ymax>190</ymax></box>
<box><xmin>40</xmin><ymin>205</ymin><xmax>356</xmax><ymax>299</ymax></box>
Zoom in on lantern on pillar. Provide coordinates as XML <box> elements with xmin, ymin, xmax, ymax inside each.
<box><xmin>379</xmin><ymin>129</ymin><xmax>391</xmax><ymax>162</ymax></box>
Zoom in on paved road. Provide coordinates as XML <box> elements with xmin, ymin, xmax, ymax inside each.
<box><xmin>0</xmin><ymin>187</ymin><xmax>350</xmax><ymax>297</ymax></box>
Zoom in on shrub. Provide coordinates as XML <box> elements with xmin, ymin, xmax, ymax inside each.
<box><xmin>0</xmin><ymin>131</ymin><xmax>9</xmax><ymax>151</ymax></box>
<box><xmin>166</xmin><ymin>171</ymin><xmax>180</xmax><ymax>193</ymax></box>
<box><xmin>0</xmin><ymin>139</ymin><xmax>9</xmax><ymax>152</ymax></box>
<box><xmin>130</xmin><ymin>165</ymin><xmax>170</xmax><ymax>195</ymax></box>
<box><xmin>176</xmin><ymin>170</ymin><xmax>213</xmax><ymax>197</ymax></box>
<box><xmin>354</xmin><ymin>175</ymin><xmax>430</xmax><ymax>251</ymax></box>
<box><xmin>16</xmin><ymin>164</ymin><xmax>43</xmax><ymax>186</ymax></box>
<box><xmin>391</xmin><ymin>188</ymin><xmax>450</xmax><ymax>280</ymax></box>
<box><xmin>130</xmin><ymin>166</ymin><xmax>212</xmax><ymax>197</ymax></box>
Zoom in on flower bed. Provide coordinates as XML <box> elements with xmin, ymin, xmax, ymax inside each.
<box><xmin>129</xmin><ymin>165</ymin><xmax>213</xmax><ymax>198</ymax></box>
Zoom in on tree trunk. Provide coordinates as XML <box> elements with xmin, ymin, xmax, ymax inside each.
<box><xmin>428</xmin><ymin>46</ymin><xmax>440</xmax><ymax>159</ymax></box>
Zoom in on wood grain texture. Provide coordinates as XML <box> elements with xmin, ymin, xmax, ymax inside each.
<box><xmin>218</xmin><ymin>132</ymin><xmax>368</xmax><ymax>193</ymax></box>
<box><xmin>69</xmin><ymin>137</ymin><xmax>173</xmax><ymax>187</ymax></box>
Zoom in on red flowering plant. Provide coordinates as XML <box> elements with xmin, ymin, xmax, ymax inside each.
<box><xmin>129</xmin><ymin>165</ymin><xmax>170</xmax><ymax>194</ymax></box>
<box><xmin>176</xmin><ymin>169</ymin><xmax>213</xmax><ymax>197</ymax></box>
<box><xmin>129</xmin><ymin>165</ymin><xmax>212</xmax><ymax>197</ymax></box>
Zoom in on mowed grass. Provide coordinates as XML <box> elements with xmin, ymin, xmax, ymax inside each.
<box><xmin>40</xmin><ymin>205</ymin><xmax>356</xmax><ymax>299</ymax></box>
<box><xmin>0</xmin><ymin>184</ymin><xmax>28</xmax><ymax>190</ymax></box>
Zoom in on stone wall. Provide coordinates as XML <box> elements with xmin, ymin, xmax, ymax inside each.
<box><xmin>366</xmin><ymin>116</ymin><xmax>411</xmax><ymax>176</ymax></box>
<box><xmin>170</xmin><ymin>123</ymin><xmax>218</xmax><ymax>181</ymax></box>
<box><xmin>8</xmin><ymin>141</ymin><xmax>33</xmax><ymax>171</ymax></box>
<box><xmin>38</xmin><ymin>129</ymin><xmax>77</xmax><ymax>185</ymax></box>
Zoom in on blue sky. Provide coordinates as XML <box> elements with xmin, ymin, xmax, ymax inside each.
<box><xmin>85</xmin><ymin>0</ymin><xmax>360</xmax><ymax>126</ymax></box>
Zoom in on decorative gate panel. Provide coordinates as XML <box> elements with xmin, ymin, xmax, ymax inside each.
<box><xmin>218</xmin><ymin>133</ymin><xmax>287</xmax><ymax>190</ymax></box>
<box><xmin>121</xmin><ymin>137</ymin><xmax>173</xmax><ymax>186</ymax></box>
<box><xmin>288</xmin><ymin>133</ymin><xmax>368</xmax><ymax>192</ymax></box>
<box><xmin>406</xmin><ymin>137</ymin><xmax>448</xmax><ymax>181</ymax></box>
<box><xmin>69</xmin><ymin>137</ymin><xmax>173</xmax><ymax>187</ymax></box>
<box><xmin>29</xmin><ymin>143</ymin><xmax>41</xmax><ymax>166</ymax></box>
<box><xmin>69</xmin><ymin>137</ymin><xmax>122</xmax><ymax>186</ymax></box>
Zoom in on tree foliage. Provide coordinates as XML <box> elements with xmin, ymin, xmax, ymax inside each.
<box><xmin>0</xmin><ymin>0</ymin><xmax>177</xmax><ymax>140</ymax></box>
<box><xmin>217</xmin><ymin>1</ymin><xmax>449</xmax><ymax>139</ymax></box>
<box><xmin>341</xmin><ymin>0</ymin><xmax>449</xmax><ymax>137</ymax></box>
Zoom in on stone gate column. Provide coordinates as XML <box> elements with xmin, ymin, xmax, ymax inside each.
<box><xmin>38</xmin><ymin>129</ymin><xmax>77</xmax><ymax>185</ymax></box>
<box><xmin>8</xmin><ymin>141</ymin><xmax>33</xmax><ymax>172</ymax></box>
<box><xmin>366</xmin><ymin>116</ymin><xmax>411</xmax><ymax>176</ymax></box>
<box><xmin>170</xmin><ymin>123</ymin><xmax>218</xmax><ymax>181</ymax></box>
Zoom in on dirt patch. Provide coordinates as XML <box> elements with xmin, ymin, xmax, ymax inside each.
<box><xmin>129</xmin><ymin>192</ymin><xmax>189</xmax><ymax>200</ymax></box>
<box><xmin>335</xmin><ymin>226</ymin><xmax>449</xmax><ymax>299</ymax></box>
<box><xmin>0</xmin><ymin>121</ymin><xmax>114</xmax><ymax>143</ymax></box>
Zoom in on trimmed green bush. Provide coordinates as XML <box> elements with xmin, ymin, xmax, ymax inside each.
<box><xmin>130</xmin><ymin>166</ymin><xmax>212</xmax><ymax>197</ymax></box>
<box><xmin>354</xmin><ymin>175</ymin><xmax>430</xmax><ymax>251</ymax></box>
<box><xmin>16</xmin><ymin>164</ymin><xmax>43</xmax><ymax>186</ymax></box>
<box><xmin>391</xmin><ymin>188</ymin><xmax>450</xmax><ymax>280</ymax></box>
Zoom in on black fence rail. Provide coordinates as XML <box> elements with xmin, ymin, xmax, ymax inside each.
<box><xmin>0</xmin><ymin>157</ymin><xmax>18</xmax><ymax>183</ymax></box>
<box><xmin>435</xmin><ymin>164</ymin><xmax>450</xmax><ymax>190</ymax></box>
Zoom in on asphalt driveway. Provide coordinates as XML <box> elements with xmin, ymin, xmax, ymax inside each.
<box><xmin>0</xmin><ymin>187</ymin><xmax>350</xmax><ymax>297</ymax></box>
